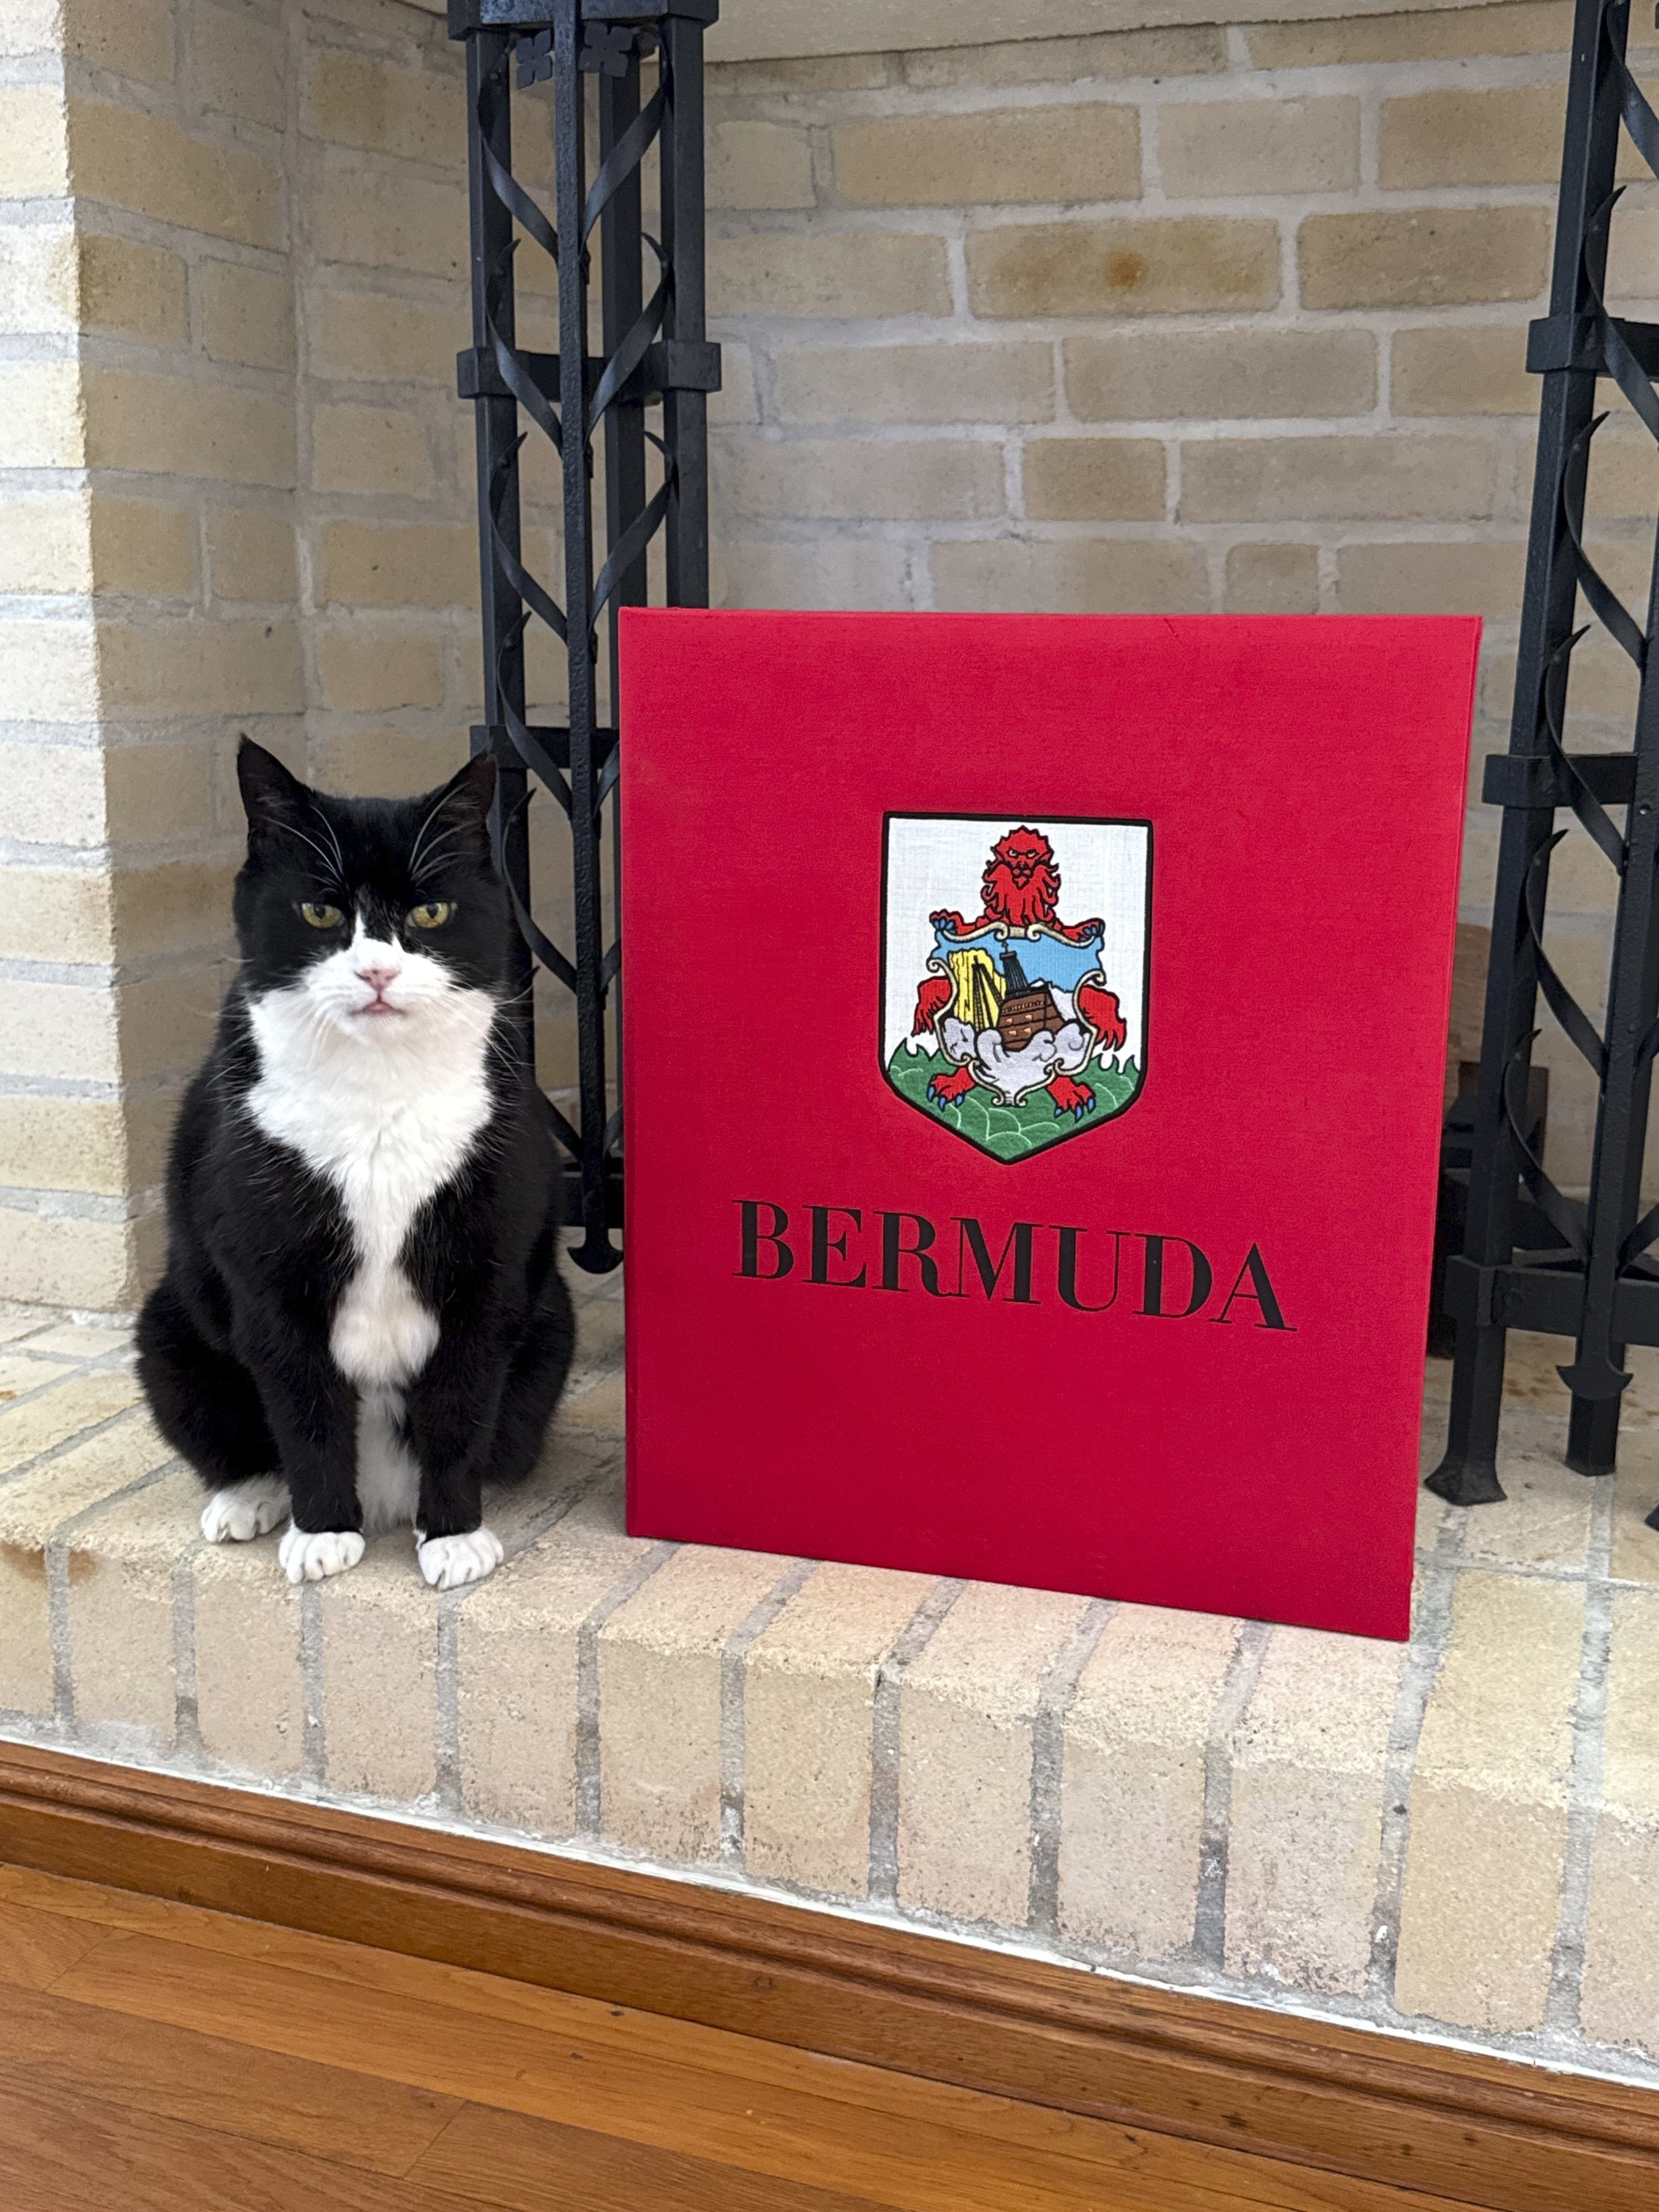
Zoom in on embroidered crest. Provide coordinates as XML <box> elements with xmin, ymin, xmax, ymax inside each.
<box><xmin>881</xmin><ymin>815</ymin><xmax>1150</xmax><ymax>1161</ymax></box>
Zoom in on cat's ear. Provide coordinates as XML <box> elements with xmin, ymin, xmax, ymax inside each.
<box><xmin>437</xmin><ymin>751</ymin><xmax>498</xmax><ymax>824</ymax></box>
<box><xmin>416</xmin><ymin>753</ymin><xmax>498</xmax><ymax>867</ymax></box>
<box><xmin>237</xmin><ymin>738</ymin><xmax>313</xmax><ymax>842</ymax></box>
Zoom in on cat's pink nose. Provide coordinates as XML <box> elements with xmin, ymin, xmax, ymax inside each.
<box><xmin>357</xmin><ymin>964</ymin><xmax>400</xmax><ymax>992</ymax></box>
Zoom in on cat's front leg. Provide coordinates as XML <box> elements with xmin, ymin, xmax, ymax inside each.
<box><xmin>402</xmin><ymin>1335</ymin><xmax>507</xmax><ymax>1590</ymax></box>
<box><xmin>234</xmin><ymin>1312</ymin><xmax>365</xmax><ymax>1583</ymax></box>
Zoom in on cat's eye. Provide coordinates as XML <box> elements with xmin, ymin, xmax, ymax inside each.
<box><xmin>300</xmin><ymin>902</ymin><xmax>343</xmax><ymax>929</ymax></box>
<box><xmin>408</xmin><ymin>902</ymin><xmax>453</xmax><ymax>930</ymax></box>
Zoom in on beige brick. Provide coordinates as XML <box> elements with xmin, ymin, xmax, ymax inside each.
<box><xmin>1300</xmin><ymin>210</ymin><xmax>1550</xmax><ymax>311</ymax></box>
<box><xmin>1023</xmin><ymin>437</ymin><xmax>1164</xmax><ymax>522</ymax></box>
<box><xmin>0</xmin><ymin>1094</ymin><xmax>128</xmax><ymax>1199</ymax></box>
<box><xmin>1581</xmin><ymin>1588</ymin><xmax>1659</xmax><ymax>2058</ymax></box>
<box><xmin>0</xmin><ymin>359</ymin><xmax>84</xmax><ymax>467</ymax></box>
<box><xmin>1607</xmin><ymin>208</ymin><xmax>1659</xmax><ymax>301</ymax></box>
<box><xmin>709</xmin><ymin>340</ymin><xmax>759</xmax><ymax>428</ymax></box>
<box><xmin>599</xmin><ymin>1545</ymin><xmax>793</xmax><ymax>1863</ymax></box>
<box><xmin>103</xmin><ymin>742</ymin><xmax>211</xmax><ymax>844</ymax></box>
<box><xmin>556</xmin><ymin>1370</ymin><xmax>623</xmax><ymax>1435</ymax></box>
<box><xmin>457</xmin><ymin>1472</ymin><xmax>648</xmax><ymax>1837</ymax></box>
<box><xmin>68</xmin><ymin>99</ymin><xmax>283</xmax><ymax>251</ymax></box>
<box><xmin>1249</xmin><ymin>4</ymin><xmax>1572</xmax><ymax>68</ymax></box>
<box><xmin>1336</xmin><ymin>540</ymin><xmax>1526</xmax><ymax>618</ymax></box>
<box><xmin>98</xmin><ymin>618</ymin><xmax>302</xmax><ymax>716</ymax></box>
<box><xmin>194</xmin><ymin>1541</ymin><xmax>305</xmax><ymax>1777</ymax></box>
<box><xmin>745</xmin><ymin>1562</ymin><xmax>933</xmax><ymax>1896</ymax></box>
<box><xmin>116</xmin><ymin>963</ymin><xmax>225</xmax><ymax>1084</ymax></box>
<box><xmin>709</xmin><ymin>232</ymin><xmax>951</xmax><ymax>319</ymax></box>
<box><xmin>1182</xmin><ymin>436</ymin><xmax>1497</xmax><ymax>524</ymax></box>
<box><xmin>1160</xmin><ymin>95</ymin><xmax>1358</xmax><ymax>198</ymax></box>
<box><xmin>63</xmin><ymin>0</ymin><xmax>175</xmax><ymax>84</ymax></box>
<box><xmin>728</xmin><ymin>438</ymin><xmax>1002</xmax><ymax>522</ymax></box>
<box><xmin>1227</xmin><ymin>1628</ymin><xmax>1406</xmax><ymax>1996</ymax></box>
<box><xmin>0</xmin><ymin>83</ymin><xmax>68</xmax><ymax>198</ymax></box>
<box><xmin>309</xmin><ymin>729</ymin><xmax>465</xmax><ymax>798</ymax></box>
<box><xmin>196</xmin><ymin>4</ymin><xmax>286</xmax><ymax>132</ymax></box>
<box><xmin>312</xmin><ymin>404</ymin><xmax>432</xmax><ymax>498</ymax></box>
<box><xmin>1396</xmin><ymin>1573</ymin><xmax>1582</xmax><ymax>2032</ymax></box>
<box><xmin>0</xmin><ymin>223</ymin><xmax>78</xmax><ymax>335</ymax></box>
<box><xmin>315</xmin><ymin>625</ymin><xmax>444</xmax><ymax>713</ymax></box>
<box><xmin>0</xmin><ymin>1212</ymin><xmax>137</xmax><ymax>1310</ymax></box>
<box><xmin>1066</xmin><ymin>328</ymin><xmax>1375</xmax><ymax>422</ymax></box>
<box><xmin>320</xmin><ymin>1542</ymin><xmax>438</xmax><ymax>1798</ymax></box>
<box><xmin>715</xmin><ymin>537</ymin><xmax>908</xmax><ymax>612</ymax></box>
<box><xmin>708</xmin><ymin>119</ymin><xmax>813</xmax><ymax>211</ymax></box>
<box><xmin>902</xmin><ymin>25</ymin><xmax>1227</xmax><ymax>88</ymax></box>
<box><xmin>198</xmin><ymin>260</ymin><xmax>293</xmax><ymax>371</ymax></box>
<box><xmin>775</xmin><ymin>340</ymin><xmax>1053</xmax><ymax>426</ymax></box>
<box><xmin>901</xmin><ymin>1583</ymin><xmax>1090</xmax><ymax>1925</ymax></box>
<box><xmin>313</xmin><ymin>162</ymin><xmax>466</xmax><ymax>281</ymax></box>
<box><xmin>1382</xmin><ymin>84</ymin><xmax>1564</xmax><ymax>190</ymax></box>
<box><xmin>77</xmin><ymin>230</ymin><xmax>187</xmax><ymax>347</ymax></box>
<box><xmin>0</xmin><ymin>741</ymin><xmax>104</xmax><ymax>847</ymax></box>
<box><xmin>968</xmin><ymin>217</ymin><xmax>1279</xmax><ymax>320</ymax></box>
<box><xmin>90</xmin><ymin>498</ymin><xmax>195</xmax><ymax>599</ymax></box>
<box><xmin>207</xmin><ymin>506</ymin><xmax>295</xmax><ymax>603</ymax></box>
<box><xmin>84</xmin><ymin>370</ymin><xmax>293</xmax><ymax>488</ymax></box>
<box><xmin>1225</xmin><ymin>543</ymin><xmax>1318</xmax><ymax>615</ymax></box>
<box><xmin>308</xmin><ymin>290</ymin><xmax>460</xmax><ymax>385</ymax></box>
<box><xmin>1059</xmin><ymin>1605</ymin><xmax>1238</xmax><ymax>1956</ymax></box>
<box><xmin>0</xmin><ymin>615</ymin><xmax>98</xmax><ymax>721</ymax></box>
<box><xmin>110</xmin><ymin>862</ymin><xmax>234</xmax><ymax>961</ymax></box>
<box><xmin>0</xmin><ymin>0</ymin><xmax>59</xmax><ymax>58</ymax></box>
<box><xmin>0</xmin><ymin>867</ymin><xmax>111</xmax><ymax>966</ymax></box>
<box><xmin>67</xmin><ymin>1466</ymin><xmax>199</xmax><ymax>1737</ymax></box>
<box><xmin>304</xmin><ymin>47</ymin><xmax>461</xmax><ymax>169</ymax></box>
<box><xmin>932</xmin><ymin>537</ymin><xmax>1207</xmax><ymax>616</ymax></box>
<box><xmin>0</xmin><ymin>494</ymin><xmax>92</xmax><ymax>595</ymax></box>
<box><xmin>1456</xmin><ymin>1414</ymin><xmax>1594</xmax><ymax>1576</ymax></box>
<box><xmin>1393</xmin><ymin>325</ymin><xmax>1534</xmax><ymax>417</ymax></box>
<box><xmin>835</xmin><ymin>105</ymin><xmax>1138</xmax><ymax>210</ymax></box>
<box><xmin>319</xmin><ymin>520</ymin><xmax>476</xmax><ymax>608</ymax></box>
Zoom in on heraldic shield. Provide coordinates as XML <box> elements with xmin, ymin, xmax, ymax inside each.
<box><xmin>881</xmin><ymin>814</ymin><xmax>1152</xmax><ymax>1162</ymax></box>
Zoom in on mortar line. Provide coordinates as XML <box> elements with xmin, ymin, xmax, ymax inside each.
<box><xmin>1028</xmin><ymin>1598</ymin><xmax>1115</xmax><ymax>1939</ymax></box>
<box><xmin>1366</xmin><ymin>1499</ymin><xmax>1465</xmax><ymax>2006</ymax></box>
<box><xmin>868</xmin><ymin>1577</ymin><xmax>966</xmax><ymax>1905</ymax></box>
<box><xmin>574</xmin><ymin>1541</ymin><xmax>679</xmax><ymax>1836</ymax></box>
<box><xmin>720</xmin><ymin>1557</ymin><xmax>821</xmax><ymax>1865</ymax></box>
<box><xmin>1544</xmin><ymin>1475</ymin><xmax>1616</xmax><ymax>2037</ymax></box>
<box><xmin>44</xmin><ymin>1463</ymin><xmax>179</xmax><ymax>1725</ymax></box>
<box><xmin>1191</xmin><ymin>1617</ymin><xmax>1271</xmax><ymax>1970</ymax></box>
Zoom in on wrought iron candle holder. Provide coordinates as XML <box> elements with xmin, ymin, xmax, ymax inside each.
<box><xmin>449</xmin><ymin>0</ymin><xmax>720</xmax><ymax>1273</ymax></box>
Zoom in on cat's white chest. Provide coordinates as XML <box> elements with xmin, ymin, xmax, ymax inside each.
<box><xmin>246</xmin><ymin>989</ymin><xmax>494</xmax><ymax>1390</ymax></box>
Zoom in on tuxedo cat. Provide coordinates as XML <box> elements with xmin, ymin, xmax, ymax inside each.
<box><xmin>137</xmin><ymin>738</ymin><xmax>574</xmax><ymax>1590</ymax></box>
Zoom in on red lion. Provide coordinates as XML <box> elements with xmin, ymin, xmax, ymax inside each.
<box><xmin>911</xmin><ymin>827</ymin><xmax>1126</xmax><ymax>1121</ymax></box>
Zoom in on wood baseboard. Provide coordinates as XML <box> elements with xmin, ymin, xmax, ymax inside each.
<box><xmin>0</xmin><ymin>1740</ymin><xmax>1653</xmax><ymax>2212</ymax></box>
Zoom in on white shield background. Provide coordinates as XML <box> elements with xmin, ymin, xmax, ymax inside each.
<box><xmin>882</xmin><ymin>815</ymin><xmax>1150</xmax><ymax>1073</ymax></box>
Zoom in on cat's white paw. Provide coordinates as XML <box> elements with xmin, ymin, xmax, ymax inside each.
<box><xmin>278</xmin><ymin>1526</ymin><xmax>365</xmax><ymax>1584</ymax></box>
<box><xmin>200</xmin><ymin>1477</ymin><xmax>290</xmax><ymax>1544</ymax></box>
<box><xmin>416</xmin><ymin>1527</ymin><xmax>504</xmax><ymax>1592</ymax></box>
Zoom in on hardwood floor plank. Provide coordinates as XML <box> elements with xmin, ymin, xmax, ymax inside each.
<box><xmin>0</xmin><ymin>1980</ymin><xmax>461</xmax><ymax>2178</ymax></box>
<box><xmin>0</xmin><ymin>1866</ymin><xmax>1485</xmax><ymax>2212</ymax></box>
<box><xmin>49</xmin><ymin>1927</ymin><xmax>1482</xmax><ymax>2212</ymax></box>
<box><xmin>0</xmin><ymin>1895</ymin><xmax>109</xmax><ymax>1993</ymax></box>
<box><xmin>0</xmin><ymin>2067</ymin><xmax>481</xmax><ymax>2212</ymax></box>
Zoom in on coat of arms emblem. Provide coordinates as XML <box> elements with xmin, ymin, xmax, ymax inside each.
<box><xmin>881</xmin><ymin>815</ymin><xmax>1150</xmax><ymax>1161</ymax></box>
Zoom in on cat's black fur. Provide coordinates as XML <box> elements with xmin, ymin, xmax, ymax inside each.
<box><xmin>137</xmin><ymin>740</ymin><xmax>574</xmax><ymax>1568</ymax></box>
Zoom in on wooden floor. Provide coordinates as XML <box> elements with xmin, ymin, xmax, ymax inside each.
<box><xmin>0</xmin><ymin>1863</ymin><xmax>1492</xmax><ymax>2212</ymax></box>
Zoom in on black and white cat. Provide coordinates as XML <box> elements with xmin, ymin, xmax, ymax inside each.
<box><xmin>137</xmin><ymin>738</ymin><xmax>574</xmax><ymax>1590</ymax></box>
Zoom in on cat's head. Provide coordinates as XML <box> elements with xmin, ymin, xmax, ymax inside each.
<box><xmin>233</xmin><ymin>739</ymin><xmax>512</xmax><ymax>1038</ymax></box>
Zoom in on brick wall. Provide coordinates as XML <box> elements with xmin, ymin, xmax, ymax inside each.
<box><xmin>1</xmin><ymin>0</ymin><xmax>1651</xmax><ymax>1306</ymax></box>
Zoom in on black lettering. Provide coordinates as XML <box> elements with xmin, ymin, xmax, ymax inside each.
<box><xmin>1141</xmin><ymin>1234</ymin><xmax>1213</xmax><ymax>1318</ymax></box>
<box><xmin>1054</xmin><ymin>1225</ymin><xmax>1120</xmax><ymax>1312</ymax></box>
<box><xmin>809</xmin><ymin>1205</ymin><xmax>866</xmax><ymax>1287</ymax></box>
<box><xmin>737</xmin><ymin>1200</ymin><xmax>793</xmax><ymax>1280</ymax></box>
<box><xmin>955</xmin><ymin>1217</ymin><xmax>1038</xmax><ymax>1303</ymax></box>
<box><xmin>879</xmin><ymin>1211</ymin><xmax>948</xmax><ymax>1295</ymax></box>
<box><xmin>1214</xmin><ymin>1244</ymin><xmax>1294</xmax><ymax>1329</ymax></box>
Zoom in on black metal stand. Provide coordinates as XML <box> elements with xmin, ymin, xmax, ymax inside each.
<box><xmin>449</xmin><ymin>0</ymin><xmax>719</xmax><ymax>1273</ymax></box>
<box><xmin>1432</xmin><ymin>0</ymin><xmax>1659</xmax><ymax>1521</ymax></box>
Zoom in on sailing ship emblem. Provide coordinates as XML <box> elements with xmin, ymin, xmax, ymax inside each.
<box><xmin>881</xmin><ymin>815</ymin><xmax>1151</xmax><ymax>1162</ymax></box>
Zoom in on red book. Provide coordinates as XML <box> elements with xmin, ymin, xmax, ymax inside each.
<box><xmin>619</xmin><ymin>611</ymin><xmax>1478</xmax><ymax>1640</ymax></box>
